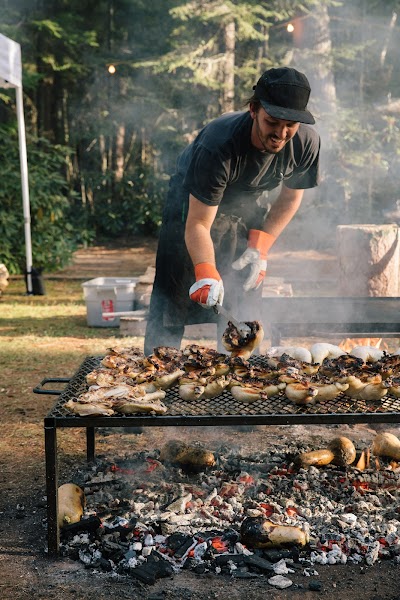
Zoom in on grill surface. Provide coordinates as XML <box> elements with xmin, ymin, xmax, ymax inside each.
<box><xmin>43</xmin><ymin>353</ymin><xmax>400</xmax><ymax>556</ymax></box>
<box><xmin>45</xmin><ymin>355</ymin><xmax>400</xmax><ymax>426</ymax></box>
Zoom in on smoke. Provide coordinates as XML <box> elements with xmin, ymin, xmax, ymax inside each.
<box><xmin>287</xmin><ymin>4</ymin><xmax>400</xmax><ymax>255</ymax></box>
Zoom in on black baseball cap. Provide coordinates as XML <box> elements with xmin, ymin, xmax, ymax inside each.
<box><xmin>253</xmin><ymin>67</ymin><xmax>315</xmax><ymax>124</ymax></box>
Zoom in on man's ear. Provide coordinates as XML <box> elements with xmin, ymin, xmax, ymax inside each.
<box><xmin>249</xmin><ymin>102</ymin><xmax>257</xmax><ymax>119</ymax></box>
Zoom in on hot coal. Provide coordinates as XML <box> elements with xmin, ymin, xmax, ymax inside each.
<box><xmin>56</xmin><ymin>441</ymin><xmax>400</xmax><ymax>585</ymax></box>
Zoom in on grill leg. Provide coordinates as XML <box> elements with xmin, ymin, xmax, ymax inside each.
<box><xmin>86</xmin><ymin>427</ymin><xmax>95</xmax><ymax>462</ymax></box>
<box><xmin>45</xmin><ymin>423</ymin><xmax>59</xmax><ymax>556</ymax></box>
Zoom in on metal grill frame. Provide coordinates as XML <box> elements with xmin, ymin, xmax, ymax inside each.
<box><xmin>40</xmin><ymin>354</ymin><xmax>400</xmax><ymax>556</ymax></box>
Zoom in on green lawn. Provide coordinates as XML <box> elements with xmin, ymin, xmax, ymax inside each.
<box><xmin>1</xmin><ymin>278</ymin><xmax>145</xmax><ymax>409</ymax></box>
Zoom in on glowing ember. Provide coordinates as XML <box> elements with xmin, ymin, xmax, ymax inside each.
<box><xmin>210</xmin><ymin>536</ymin><xmax>229</xmax><ymax>552</ymax></box>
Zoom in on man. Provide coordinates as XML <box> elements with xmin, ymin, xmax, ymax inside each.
<box><xmin>144</xmin><ymin>66</ymin><xmax>320</xmax><ymax>355</ymax></box>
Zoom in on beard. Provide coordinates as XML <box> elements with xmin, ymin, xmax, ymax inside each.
<box><xmin>254</xmin><ymin>115</ymin><xmax>287</xmax><ymax>154</ymax></box>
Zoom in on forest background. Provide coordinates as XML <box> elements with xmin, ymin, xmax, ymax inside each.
<box><xmin>2</xmin><ymin>0</ymin><xmax>400</xmax><ymax>275</ymax></box>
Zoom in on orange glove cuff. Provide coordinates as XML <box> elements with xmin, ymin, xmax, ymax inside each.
<box><xmin>248</xmin><ymin>229</ymin><xmax>276</xmax><ymax>258</ymax></box>
<box><xmin>194</xmin><ymin>262</ymin><xmax>221</xmax><ymax>281</ymax></box>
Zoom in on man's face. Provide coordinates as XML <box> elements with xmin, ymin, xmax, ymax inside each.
<box><xmin>250</xmin><ymin>105</ymin><xmax>300</xmax><ymax>154</ymax></box>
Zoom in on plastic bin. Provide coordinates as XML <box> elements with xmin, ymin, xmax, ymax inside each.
<box><xmin>82</xmin><ymin>277</ymin><xmax>138</xmax><ymax>327</ymax></box>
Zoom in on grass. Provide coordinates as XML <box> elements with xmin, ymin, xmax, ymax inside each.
<box><xmin>1</xmin><ymin>278</ymin><xmax>145</xmax><ymax>421</ymax></box>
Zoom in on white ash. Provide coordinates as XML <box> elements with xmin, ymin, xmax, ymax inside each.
<box><xmin>268</xmin><ymin>574</ymin><xmax>293</xmax><ymax>589</ymax></box>
<box><xmin>59</xmin><ymin>442</ymin><xmax>400</xmax><ymax>581</ymax></box>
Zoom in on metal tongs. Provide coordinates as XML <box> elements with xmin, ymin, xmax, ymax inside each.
<box><xmin>213</xmin><ymin>303</ymin><xmax>251</xmax><ymax>336</ymax></box>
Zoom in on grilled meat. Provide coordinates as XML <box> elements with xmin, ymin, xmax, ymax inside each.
<box><xmin>112</xmin><ymin>391</ymin><xmax>167</xmax><ymax>415</ymax></box>
<box><xmin>310</xmin><ymin>343</ymin><xmax>346</xmax><ymax>365</ymax></box>
<box><xmin>222</xmin><ymin>320</ymin><xmax>264</xmax><ymax>359</ymax></box>
<box><xmin>285</xmin><ymin>382</ymin><xmax>319</xmax><ymax>405</ymax></box>
<box><xmin>64</xmin><ymin>399</ymin><xmax>115</xmax><ymax>416</ymax></box>
<box><xmin>266</xmin><ymin>346</ymin><xmax>312</xmax><ymax>364</ymax></box>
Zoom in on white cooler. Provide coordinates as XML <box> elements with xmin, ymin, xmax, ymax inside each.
<box><xmin>82</xmin><ymin>277</ymin><xmax>138</xmax><ymax>327</ymax></box>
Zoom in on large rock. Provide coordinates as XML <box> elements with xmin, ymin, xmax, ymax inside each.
<box><xmin>0</xmin><ymin>263</ymin><xmax>9</xmax><ymax>294</ymax></box>
<box><xmin>336</xmin><ymin>224</ymin><xmax>400</xmax><ymax>296</ymax></box>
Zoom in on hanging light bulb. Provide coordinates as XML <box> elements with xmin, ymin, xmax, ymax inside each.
<box><xmin>286</xmin><ymin>23</ymin><xmax>294</xmax><ymax>33</ymax></box>
<box><xmin>108</xmin><ymin>64</ymin><xmax>116</xmax><ymax>74</ymax></box>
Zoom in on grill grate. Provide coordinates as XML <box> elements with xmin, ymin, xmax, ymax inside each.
<box><xmin>45</xmin><ymin>355</ymin><xmax>400</xmax><ymax>424</ymax></box>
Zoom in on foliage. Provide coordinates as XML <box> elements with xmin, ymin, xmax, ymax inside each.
<box><xmin>78</xmin><ymin>165</ymin><xmax>167</xmax><ymax>239</ymax></box>
<box><xmin>2</xmin><ymin>0</ymin><xmax>400</xmax><ymax>256</ymax></box>
<box><xmin>0</xmin><ymin>124</ymin><xmax>78</xmax><ymax>274</ymax></box>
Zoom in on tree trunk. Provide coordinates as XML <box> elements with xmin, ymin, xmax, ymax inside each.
<box><xmin>115</xmin><ymin>124</ymin><xmax>126</xmax><ymax>182</ymax></box>
<box><xmin>292</xmin><ymin>6</ymin><xmax>337</xmax><ymax>149</ymax></box>
<box><xmin>336</xmin><ymin>224</ymin><xmax>400</xmax><ymax>296</ymax></box>
<box><xmin>220</xmin><ymin>19</ymin><xmax>235</xmax><ymax>113</ymax></box>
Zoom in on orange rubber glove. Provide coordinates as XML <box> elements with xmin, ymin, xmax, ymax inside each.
<box><xmin>232</xmin><ymin>229</ymin><xmax>275</xmax><ymax>291</ymax></box>
<box><xmin>189</xmin><ymin>262</ymin><xmax>224</xmax><ymax>307</ymax></box>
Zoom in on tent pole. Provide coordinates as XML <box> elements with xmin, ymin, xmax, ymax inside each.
<box><xmin>16</xmin><ymin>84</ymin><xmax>33</xmax><ymax>294</ymax></box>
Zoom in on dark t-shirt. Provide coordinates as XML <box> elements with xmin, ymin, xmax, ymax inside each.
<box><xmin>176</xmin><ymin>110</ymin><xmax>320</xmax><ymax>215</ymax></box>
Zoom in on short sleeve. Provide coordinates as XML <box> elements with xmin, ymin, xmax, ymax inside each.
<box><xmin>182</xmin><ymin>144</ymin><xmax>231</xmax><ymax>206</ymax></box>
<box><xmin>284</xmin><ymin>127</ymin><xmax>321</xmax><ymax>190</ymax></box>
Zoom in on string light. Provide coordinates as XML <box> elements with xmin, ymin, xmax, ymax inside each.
<box><xmin>287</xmin><ymin>23</ymin><xmax>294</xmax><ymax>33</ymax></box>
<box><xmin>108</xmin><ymin>64</ymin><xmax>116</xmax><ymax>74</ymax></box>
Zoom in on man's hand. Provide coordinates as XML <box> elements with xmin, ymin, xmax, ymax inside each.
<box><xmin>189</xmin><ymin>262</ymin><xmax>224</xmax><ymax>307</ymax></box>
<box><xmin>232</xmin><ymin>229</ymin><xmax>275</xmax><ymax>291</ymax></box>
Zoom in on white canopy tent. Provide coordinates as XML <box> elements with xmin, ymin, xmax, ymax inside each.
<box><xmin>0</xmin><ymin>33</ymin><xmax>33</xmax><ymax>293</ymax></box>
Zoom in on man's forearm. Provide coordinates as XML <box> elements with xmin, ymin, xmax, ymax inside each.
<box><xmin>185</xmin><ymin>194</ymin><xmax>219</xmax><ymax>267</ymax></box>
<box><xmin>185</xmin><ymin>223</ymin><xmax>216</xmax><ymax>266</ymax></box>
<box><xmin>262</xmin><ymin>187</ymin><xmax>304</xmax><ymax>238</ymax></box>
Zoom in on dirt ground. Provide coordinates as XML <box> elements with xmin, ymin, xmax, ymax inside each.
<box><xmin>1</xmin><ymin>238</ymin><xmax>400</xmax><ymax>600</ymax></box>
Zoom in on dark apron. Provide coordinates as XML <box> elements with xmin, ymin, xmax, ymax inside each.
<box><xmin>151</xmin><ymin>166</ymin><xmax>282</xmax><ymax>328</ymax></box>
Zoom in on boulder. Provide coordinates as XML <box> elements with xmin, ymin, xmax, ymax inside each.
<box><xmin>0</xmin><ymin>263</ymin><xmax>9</xmax><ymax>294</ymax></box>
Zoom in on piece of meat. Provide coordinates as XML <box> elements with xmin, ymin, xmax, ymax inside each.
<box><xmin>266</xmin><ymin>346</ymin><xmax>312</xmax><ymax>364</ymax></box>
<box><xmin>285</xmin><ymin>382</ymin><xmax>319</xmax><ymax>405</ymax></box>
<box><xmin>64</xmin><ymin>399</ymin><xmax>115</xmax><ymax>416</ymax></box>
<box><xmin>222</xmin><ymin>321</ymin><xmax>264</xmax><ymax>359</ymax></box>
<box><xmin>310</xmin><ymin>343</ymin><xmax>346</xmax><ymax>365</ymax></box>
<box><xmin>112</xmin><ymin>391</ymin><xmax>168</xmax><ymax>415</ymax></box>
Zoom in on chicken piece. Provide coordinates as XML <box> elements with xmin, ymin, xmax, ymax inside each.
<box><xmin>318</xmin><ymin>354</ymin><xmax>365</xmax><ymax>378</ymax></box>
<box><xmin>389</xmin><ymin>377</ymin><xmax>400</xmax><ymax>397</ymax></box>
<box><xmin>106</xmin><ymin>345</ymin><xmax>145</xmax><ymax>359</ymax></box>
<box><xmin>178</xmin><ymin>371</ymin><xmax>231</xmax><ymax>400</ymax></box>
<box><xmin>340</xmin><ymin>373</ymin><xmax>390</xmax><ymax>401</ymax></box>
<box><xmin>222</xmin><ymin>320</ymin><xmax>264</xmax><ymax>359</ymax></box>
<box><xmin>230</xmin><ymin>360</ymin><xmax>277</xmax><ymax>382</ymax></box>
<box><xmin>101</xmin><ymin>346</ymin><xmax>145</xmax><ymax>369</ymax></box>
<box><xmin>152</xmin><ymin>368</ymin><xmax>185</xmax><ymax>390</ymax></box>
<box><xmin>203</xmin><ymin>375</ymin><xmax>231</xmax><ymax>399</ymax></box>
<box><xmin>266</xmin><ymin>346</ymin><xmax>312</xmax><ymax>364</ymax></box>
<box><xmin>310</xmin><ymin>343</ymin><xmax>346</xmax><ymax>365</ymax></box>
<box><xmin>371</xmin><ymin>353</ymin><xmax>400</xmax><ymax>378</ymax></box>
<box><xmin>64</xmin><ymin>399</ymin><xmax>115</xmax><ymax>416</ymax></box>
<box><xmin>86</xmin><ymin>368</ymin><xmax>120</xmax><ymax>387</ymax></box>
<box><xmin>121</xmin><ymin>362</ymin><xmax>157</xmax><ymax>383</ymax></box>
<box><xmin>178</xmin><ymin>383</ymin><xmax>206</xmax><ymax>401</ymax></box>
<box><xmin>183</xmin><ymin>344</ymin><xmax>230</xmax><ymax>374</ymax></box>
<box><xmin>150</xmin><ymin>346</ymin><xmax>184</xmax><ymax>365</ymax></box>
<box><xmin>101</xmin><ymin>354</ymin><xmax>130</xmax><ymax>369</ymax></box>
<box><xmin>78</xmin><ymin>384</ymin><xmax>137</xmax><ymax>403</ymax></box>
<box><xmin>285</xmin><ymin>382</ymin><xmax>319</xmax><ymax>405</ymax></box>
<box><xmin>308</xmin><ymin>381</ymin><xmax>349</xmax><ymax>401</ymax></box>
<box><xmin>350</xmin><ymin>346</ymin><xmax>385</xmax><ymax>363</ymax></box>
<box><xmin>269</xmin><ymin>353</ymin><xmax>319</xmax><ymax>376</ymax></box>
<box><xmin>230</xmin><ymin>379</ymin><xmax>285</xmax><ymax>403</ymax></box>
<box><xmin>112</xmin><ymin>391</ymin><xmax>167</xmax><ymax>415</ymax></box>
